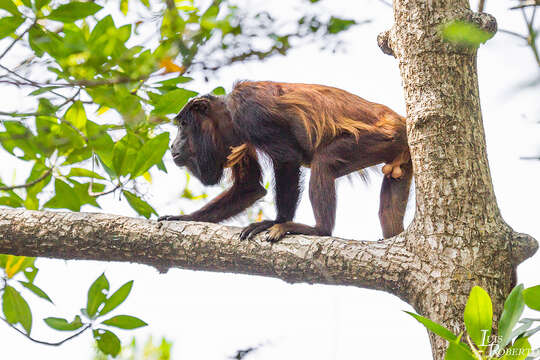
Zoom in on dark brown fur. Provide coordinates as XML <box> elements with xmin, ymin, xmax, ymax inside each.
<box><xmin>159</xmin><ymin>81</ymin><xmax>412</xmax><ymax>241</ymax></box>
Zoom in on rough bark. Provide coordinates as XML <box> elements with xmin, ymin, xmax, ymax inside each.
<box><xmin>0</xmin><ymin>208</ymin><xmax>417</xmax><ymax>296</ymax></box>
<box><xmin>377</xmin><ymin>0</ymin><xmax>537</xmax><ymax>358</ymax></box>
<box><xmin>0</xmin><ymin>1</ymin><xmax>538</xmax><ymax>359</ymax></box>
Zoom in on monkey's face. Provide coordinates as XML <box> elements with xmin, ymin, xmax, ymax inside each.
<box><xmin>171</xmin><ymin>95</ymin><xmax>235</xmax><ymax>186</ymax></box>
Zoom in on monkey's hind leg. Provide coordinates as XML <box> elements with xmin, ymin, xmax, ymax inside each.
<box><xmin>379</xmin><ymin>159</ymin><xmax>413</xmax><ymax>238</ymax></box>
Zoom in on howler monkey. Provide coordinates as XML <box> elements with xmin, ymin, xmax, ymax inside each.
<box><xmin>159</xmin><ymin>81</ymin><xmax>412</xmax><ymax>242</ymax></box>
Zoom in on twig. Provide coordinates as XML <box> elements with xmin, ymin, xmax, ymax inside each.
<box><xmin>478</xmin><ymin>0</ymin><xmax>486</xmax><ymax>12</ymax></box>
<box><xmin>0</xmin><ymin>168</ymin><xmax>53</xmax><ymax>191</ymax></box>
<box><xmin>89</xmin><ymin>183</ymin><xmax>121</xmax><ymax>197</ymax></box>
<box><xmin>0</xmin><ymin>112</ymin><xmax>89</xmax><ymax>142</ymax></box>
<box><xmin>521</xmin><ymin>7</ymin><xmax>540</xmax><ymax>66</ymax></box>
<box><xmin>499</xmin><ymin>29</ymin><xmax>529</xmax><ymax>40</ymax></box>
<box><xmin>0</xmin><ymin>316</ymin><xmax>91</xmax><ymax>346</ymax></box>
<box><xmin>0</xmin><ymin>22</ymin><xmax>35</xmax><ymax>62</ymax></box>
<box><xmin>511</xmin><ymin>0</ymin><xmax>540</xmax><ymax>9</ymax></box>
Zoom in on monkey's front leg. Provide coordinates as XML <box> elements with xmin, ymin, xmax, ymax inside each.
<box><xmin>158</xmin><ymin>183</ymin><xmax>266</xmax><ymax>223</ymax></box>
<box><xmin>240</xmin><ymin>162</ymin><xmax>301</xmax><ymax>240</ymax></box>
<box><xmin>265</xmin><ymin>161</ymin><xmax>336</xmax><ymax>242</ymax></box>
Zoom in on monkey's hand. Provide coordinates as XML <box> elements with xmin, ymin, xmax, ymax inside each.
<box><xmin>239</xmin><ymin>220</ymin><xmax>278</xmax><ymax>240</ymax></box>
<box><xmin>157</xmin><ymin>214</ymin><xmax>193</xmax><ymax>221</ymax></box>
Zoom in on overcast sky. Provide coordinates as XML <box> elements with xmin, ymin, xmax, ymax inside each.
<box><xmin>1</xmin><ymin>0</ymin><xmax>539</xmax><ymax>359</ymax></box>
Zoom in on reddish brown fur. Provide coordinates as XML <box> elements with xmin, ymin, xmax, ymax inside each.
<box><xmin>160</xmin><ymin>81</ymin><xmax>412</xmax><ymax>242</ymax></box>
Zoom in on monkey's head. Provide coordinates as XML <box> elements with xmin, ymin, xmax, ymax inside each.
<box><xmin>170</xmin><ymin>94</ymin><xmax>237</xmax><ymax>186</ymax></box>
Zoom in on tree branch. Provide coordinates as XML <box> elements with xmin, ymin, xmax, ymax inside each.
<box><xmin>0</xmin><ymin>208</ymin><xmax>416</xmax><ymax>300</ymax></box>
<box><xmin>0</xmin><ymin>316</ymin><xmax>91</xmax><ymax>346</ymax></box>
<box><xmin>0</xmin><ymin>169</ymin><xmax>53</xmax><ymax>191</ymax></box>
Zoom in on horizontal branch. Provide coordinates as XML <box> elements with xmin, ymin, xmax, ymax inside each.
<box><xmin>0</xmin><ymin>208</ymin><xmax>415</xmax><ymax>299</ymax></box>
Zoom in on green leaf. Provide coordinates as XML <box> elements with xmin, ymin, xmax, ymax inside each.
<box><xmin>0</xmin><ymin>0</ymin><xmax>20</xmax><ymax>15</ymax></box>
<box><xmin>43</xmin><ymin>179</ymin><xmax>81</xmax><ymax>211</ymax></box>
<box><xmin>120</xmin><ymin>0</ymin><xmax>128</xmax><ymax>15</ymax></box>
<box><xmin>29</xmin><ymin>86</ymin><xmax>62</xmax><ymax>96</ymax></box>
<box><xmin>112</xmin><ymin>133</ymin><xmax>142</xmax><ymax>177</ymax></box>
<box><xmin>445</xmin><ymin>342</ymin><xmax>476</xmax><ymax>360</ymax></box>
<box><xmin>0</xmin><ymin>195</ymin><xmax>23</xmax><ymax>207</ymax></box>
<box><xmin>523</xmin><ymin>286</ymin><xmax>540</xmax><ymax>311</ymax></box>
<box><xmin>88</xmin><ymin>15</ymin><xmax>114</xmax><ymax>45</ymax></box>
<box><xmin>67</xmin><ymin>167</ymin><xmax>105</xmax><ymax>180</ymax></box>
<box><xmin>3</xmin><ymin>255</ymin><xmax>35</xmax><ymax>279</ymax></box>
<box><xmin>35</xmin><ymin>0</ymin><xmax>51</xmax><ymax>11</ymax></box>
<box><xmin>64</xmin><ymin>147</ymin><xmax>92</xmax><ymax>165</ymax></box>
<box><xmin>442</xmin><ymin>20</ymin><xmax>494</xmax><ymax>47</ymax></box>
<box><xmin>123</xmin><ymin>190</ymin><xmax>157</xmax><ymax>219</ymax></box>
<box><xmin>212</xmin><ymin>86</ymin><xmax>226</xmax><ymax>95</ymax></box>
<box><xmin>131</xmin><ymin>132</ymin><xmax>170</xmax><ymax>178</ymax></box>
<box><xmin>19</xmin><ymin>281</ymin><xmax>53</xmax><ymax>303</ymax></box>
<box><xmin>404</xmin><ymin>311</ymin><xmax>457</xmax><ymax>342</ymax></box>
<box><xmin>327</xmin><ymin>17</ymin><xmax>356</xmax><ymax>34</ymax></box>
<box><xmin>2</xmin><ymin>285</ymin><xmax>32</xmax><ymax>335</ymax></box>
<box><xmin>499</xmin><ymin>284</ymin><xmax>526</xmax><ymax>349</ymax></box>
<box><xmin>502</xmin><ymin>337</ymin><xmax>531</xmax><ymax>360</ymax></box>
<box><xmin>24</xmin><ymin>161</ymin><xmax>52</xmax><ymax>208</ymax></box>
<box><xmin>200</xmin><ymin>4</ymin><xmax>219</xmax><ymax>30</ymax></box>
<box><xmin>44</xmin><ymin>316</ymin><xmax>84</xmax><ymax>331</ymax></box>
<box><xmin>86</xmin><ymin>273</ymin><xmax>110</xmax><ymax>318</ymax></box>
<box><xmin>64</xmin><ymin>101</ymin><xmax>87</xmax><ymax>133</ymax></box>
<box><xmin>101</xmin><ymin>315</ymin><xmax>147</xmax><ymax>329</ymax></box>
<box><xmin>47</xmin><ymin>2</ymin><xmax>102</xmax><ymax>22</ymax></box>
<box><xmin>0</xmin><ymin>16</ymin><xmax>24</xmax><ymax>39</ymax></box>
<box><xmin>157</xmin><ymin>76</ymin><xmax>193</xmax><ymax>87</ymax></box>
<box><xmin>93</xmin><ymin>329</ymin><xmax>121</xmax><ymax>357</ymax></box>
<box><xmin>99</xmin><ymin>281</ymin><xmax>133</xmax><ymax>316</ymax></box>
<box><xmin>151</xmin><ymin>88</ymin><xmax>197</xmax><ymax>115</ymax></box>
<box><xmin>464</xmin><ymin>286</ymin><xmax>493</xmax><ymax>349</ymax></box>
<box><xmin>22</xmin><ymin>257</ymin><xmax>38</xmax><ymax>283</ymax></box>
<box><xmin>70</xmin><ymin>180</ymin><xmax>103</xmax><ymax>208</ymax></box>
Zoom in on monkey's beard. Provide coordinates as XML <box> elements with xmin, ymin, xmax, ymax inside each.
<box><xmin>185</xmin><ymin>159</ymin><xmax>224</xmax><ymax>186</ymax></box>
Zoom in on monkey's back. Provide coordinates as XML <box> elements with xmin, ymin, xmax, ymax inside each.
<box><xmin>228</xmin><ymin>81</ymin><xmax>407</xmax><ymax>153</ymax></box>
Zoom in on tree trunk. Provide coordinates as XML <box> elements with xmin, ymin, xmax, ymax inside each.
<box><xmin>0</xmin><ymin>0</ymin><xmax>538</xmax><ymax>358</ymax></box>
<box><xmin>377</xmin><ymin>0</ymin><xmax>536</xmax><ymax>358</ymax></box>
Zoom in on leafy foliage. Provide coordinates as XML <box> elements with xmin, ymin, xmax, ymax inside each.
<box><xmin>92</xmin><ymin>336</ymin><xmax>173</xmax><ymax>360</ymax></box>
<box><xmin>442</xmin><ymin>20</ymin><xmax>495</xmax><ymax>48</ymax></box>
<box><xmin>0</xmin><ymin>0</ymin><xmax>359</xmax><ymax>355</ymax></box>
<box><xmin>0</xmin><ymin>0</ymin><xmax>359</xmax><ymax>219</ymax></box>
<box><xmin>405</xmin><ymin>285</ymin><xmax>540</xmax><ymax>360</ymax></box>
<box><xmin>1</xmin><ymin>257</ymin><xmax>145</xmax><ymax>357</ymax></box>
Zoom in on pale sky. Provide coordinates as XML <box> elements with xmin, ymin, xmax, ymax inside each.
<box><xmin>0</xmin><ymin>0</ymin><xmax>539</xmax><ymax>359</ymax></box>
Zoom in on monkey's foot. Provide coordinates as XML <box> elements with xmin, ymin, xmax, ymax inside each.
<box><xmin>266</xmin><ymin>222</ymin><xmax>329</xmax><ymax>242</ymax></box>
<box><xmin>239</xmin><ymin>220</ymin><xmax>276</xmax><ymax>240</ymax></box>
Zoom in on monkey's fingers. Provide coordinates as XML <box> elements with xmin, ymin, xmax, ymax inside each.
<box><xmin>266</xmin><ymin>224</ymin><xmax>288</xmax><ymax>242</ymax></box>
<box><xmin>239</xmin><ymin>220</ymin><xmax>275</xmax><ymax>240</ymax></box>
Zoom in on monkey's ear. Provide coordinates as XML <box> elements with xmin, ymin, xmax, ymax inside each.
<box><xmin>190</xmin><ymin>98</ymin><xmax>210</xmax><ymax>114</ymax></box>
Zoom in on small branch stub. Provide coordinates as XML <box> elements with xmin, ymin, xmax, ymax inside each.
<box><xmin>377</xmin><ymin>30</ymin><xmax>395</xmax><ymax>57</ymax></box>
<box><xmin>511</xmin><ymin>231</ymin><xmax>539</xmax><ymax>265</ymax></box>
<box><xmin>466</xmin><ymin>12</ymin><xmax>498</xmax><ymax>35</ymax></box>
